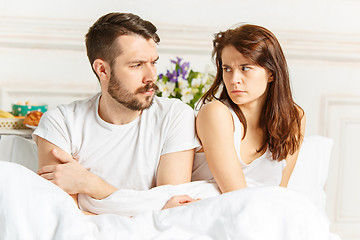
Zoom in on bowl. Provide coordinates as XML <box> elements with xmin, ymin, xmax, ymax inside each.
<box><xmin>12</xmin><ymin>103</ymin><xmax>48</xmax><ymax>117</ymax></box>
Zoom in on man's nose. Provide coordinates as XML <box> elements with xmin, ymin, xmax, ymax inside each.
<box><xmin>144</xmin><ymin>64</ymin><xmax>157</xmax><ymax>83</ymax></box>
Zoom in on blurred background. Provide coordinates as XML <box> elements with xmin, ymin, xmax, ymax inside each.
<box><xmin>0</xmin><ymin>0</ymin><xmax>359</xmax><ymax>239</ymax></box>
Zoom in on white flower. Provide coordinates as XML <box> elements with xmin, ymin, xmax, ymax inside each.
<box><xmin>191</xmin><ymin>87</ymin><xmax>200</xmax><ymax>95</ymax></box>
<box><xmin>180</xmin><ymin>87</ymin><xmax>194</xmax><ymax>103</ymax></box>
<box><xmin>158</xmin><ymin>81</ymin><xmax>176</xmax><ymax>98</ymax></box>
<box><xmin>204</xmin><ymin>64</ymin><xmax>216</xmax><ymax>76</ymax></box>
<box><xmin>200</xmin><ymin>74</ymin><xmax>208</xmax><ymax>85</ymax></box>
<box><xmin>202</xmin><ymin>65</ymin><xmax>216</xmax><ymax>85</ymax></box>
<box><xmin>202</xmin><ymin>83</ymin><xmax>212</xmax><ymax>93</ymax></box>
<box><xmin>177</xmin><ymin>77</ymin><xmax>189</xmax><ymax>90</ymax></box>
<box><xmin>156</xmin><ymin>58</ymin><xmax>215</xmax><ymax>108</ymax></box>
<box><xmin>191</xmin><ymin>77</ymin><xmax>202</xmax><ymax>88</ymax></box>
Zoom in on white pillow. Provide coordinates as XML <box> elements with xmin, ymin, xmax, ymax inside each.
<box><xmin>288</xmin><ymin>135</ymin><xmax>333</xmax><ymax>214</ymax></box>
<box><xmin>0</xmin><ymin>135</ymin><xmax>38</xmax><ymax>172</ymax></box>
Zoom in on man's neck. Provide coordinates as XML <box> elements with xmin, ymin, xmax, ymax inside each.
<box><xmin>98</xmin><ymin>94</ymin><xmax>142</xmax><ymax>125</ymax></box>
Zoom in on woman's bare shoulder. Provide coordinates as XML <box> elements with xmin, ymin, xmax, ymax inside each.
<box><xmin>197</xmin><ymin>100</ymin><xmax>231</xmax><ymax>118</ymax></box>
<box><xmin>196</xmin><ymin>100</ymin><xmax>233</xmax><ymax>132</ymax></box>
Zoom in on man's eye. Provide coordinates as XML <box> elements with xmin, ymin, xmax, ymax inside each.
<box><xmin>131</xmin><ymin>64</ymin><xmax>141</xmax><ymax>68</ymax></box>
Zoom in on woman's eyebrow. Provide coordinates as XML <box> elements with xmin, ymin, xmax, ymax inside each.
<box><xmin>221</xmin><ymin>63</ymin><xmax>231</xmax><ymax>68</ymax></box>
<box><xmin>222</xmin><ymin>63</ymin><xmax>251</xmax><ymax>67</ymax></box>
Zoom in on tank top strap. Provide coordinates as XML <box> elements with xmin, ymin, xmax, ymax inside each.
<box><xmin>222</xmin><ymin>101</ymin><xmax>242</xmax><ymax>159</ymax></box>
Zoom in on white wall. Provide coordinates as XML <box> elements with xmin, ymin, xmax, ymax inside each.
<box><xmin>1</xmin><ymin>0</ymin><xmax>360</xmax><ymax>134</ymax></box>
<box><xmin>1</xmin><ymin>1</ymin><xmax>360</xmax><ymax>239</ymax></box>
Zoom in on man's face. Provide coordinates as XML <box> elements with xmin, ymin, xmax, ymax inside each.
<box><xmin>107</xmin><ymin>35</ymin><xmax>159</xmax><ymax>111</ymax></box>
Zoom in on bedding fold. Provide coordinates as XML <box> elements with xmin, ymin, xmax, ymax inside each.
<box><xmin>78</xmin><ymin>180</ymin><xmax>221</xmax><ymax>217</ymax></box>
<box><xmin>0</xmin><ymin>161</ymin><xmax>332</xmax><ymax>240</ymax></box>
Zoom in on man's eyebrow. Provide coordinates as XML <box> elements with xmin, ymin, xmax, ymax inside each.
<box><xmin>127</xmin><ymin>56</ymin><xmax>159</xmax><ymax>64</ymax></box>
<box><xmin>127</xmin><ymin>59</ymin><xmax>147</xmax><ymax>64</ymax></box>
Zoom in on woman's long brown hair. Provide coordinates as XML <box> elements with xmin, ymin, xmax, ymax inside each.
<box><xmin>200</xmin><ymin>24</ymin><xmax>303</xmax><ymax>161</ymax></box>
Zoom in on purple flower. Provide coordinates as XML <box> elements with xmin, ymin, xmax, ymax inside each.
<box><xmin>179</xmin><ymin>61</ymin><xmax>190</xmax><ymax>77</ymax></box>
<box><xmin>170</xmin><ymin>57</ymin><xmax>190</xmax><ymax>79</ymax></box>
<box><xmin>166</xmin><ymin>70</ymin><xmax>178</xmax><ymax>82</ymax></box>
<box><xmin>158</xmin><ymin>57</ymin><xmax>191</xmax><ymax>83</ymax></box>
<box><xmin>171</xmin><ymin>57</ymin><xmax>182</xmax><ymax>65</ymax></box>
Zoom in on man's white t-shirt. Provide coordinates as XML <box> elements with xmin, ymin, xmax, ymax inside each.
<box><xmin>33</xmin><ymin>93</ymin><xmax>200</xmax><ymax>191</ymax></box>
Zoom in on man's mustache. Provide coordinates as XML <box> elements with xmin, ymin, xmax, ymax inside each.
<box><xmin>136</xmin><ymin>83</ymin><xmax>159</xmax><ymax>94</ymax></box>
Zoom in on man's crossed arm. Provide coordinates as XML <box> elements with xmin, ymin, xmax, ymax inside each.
<box><xmin>36</xmin><ymin>137</ymin><xmax>198</xmax><ymax>213</ymax></box>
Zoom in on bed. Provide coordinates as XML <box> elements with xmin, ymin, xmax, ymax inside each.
<box><xmin>0</xmin><ymin>135</ymin><xmax>341</xmax><ymax>239</ymax></box>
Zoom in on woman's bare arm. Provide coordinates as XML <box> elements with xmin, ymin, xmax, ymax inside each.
<box><xmin>196</xmin><ymin>101</ymin><xmax>247</xmax><ymax>193</ymax></box>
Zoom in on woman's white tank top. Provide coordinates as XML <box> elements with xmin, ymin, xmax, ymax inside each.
<box><xmin>192</xmin><ymin>103</ymin><xmax>286</xmax><ymax>187</ymax></box>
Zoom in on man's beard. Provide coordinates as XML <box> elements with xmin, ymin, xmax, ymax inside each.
<box><xmin>107</xmin><ymin>71</ymin><xmax>159</xmax><ymax>111</ymax></box>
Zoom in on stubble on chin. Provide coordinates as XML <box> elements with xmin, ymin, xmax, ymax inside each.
<box><xmin>107</xmin><ymin>71</ymin><xmax>158</xmax><ymax>111</ymax></box>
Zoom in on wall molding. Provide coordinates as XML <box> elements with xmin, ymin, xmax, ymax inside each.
<box><xmin>1</xmin><ymin>16</ymin><xmax>360</xmax><ymax>61</ymax></box>
<box><xmin>319</xmin><ymin>95</ymin><xmax>360</xmax><ymax>136</ymax></box>
<box><xmin>320</xmin><ymin>95</ymin><xmax>360</xmax><ymax>136</ymax></box>
<box><xmin>0</xmin><ymin>16</ymin><xmax>88</xmax><ymax>50</ymax></box>
<box><xmin>321</xmin><ymin>95</ymin><xmax>360</xmax><ymax>239</ymax></box>
<box><xmin>338</xmin><ymin>118</ymin><xmax>360</xmax><ymax>222</ymax></box>
<box><xmin>0</xmin><ymin>87</ymin><xmax>97</xmax><ymax>111</ymax></box>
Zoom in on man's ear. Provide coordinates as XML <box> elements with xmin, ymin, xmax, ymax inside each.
<box><xmin>93</xmin><ymin>59</ymin><xmax>110</xmax><ymax>82</ymax></box>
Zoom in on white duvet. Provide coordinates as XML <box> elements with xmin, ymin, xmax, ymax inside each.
<box><xmin>0</xmin><ymin>162</ymin><xmax>331</xmax><ymax>240</ymax></box>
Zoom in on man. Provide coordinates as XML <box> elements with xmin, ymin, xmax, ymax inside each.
<box><xmin>34</xmin><ymin>12</ymin><xmax>200</xmax><ymax>214</ymax></box>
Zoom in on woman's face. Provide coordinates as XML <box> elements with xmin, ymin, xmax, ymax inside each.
<box><xmin>221</xmin><ymin>45</ymin><xmax>272</xmax><ymax>109</ymax></box>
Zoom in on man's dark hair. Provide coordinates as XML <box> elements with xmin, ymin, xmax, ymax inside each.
<box><xmin>85</xmin><ymin>12</ymin><xmax>160</xmax><ymax>78</ymax></box>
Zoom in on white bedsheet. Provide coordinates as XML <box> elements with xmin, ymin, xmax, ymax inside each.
<box><xmin>78</xmin><ymin>179</ymin><xmax>221</xmax><ymax>217</ymax></box>
<box><xmin>0</xmin><ymin>162</ymin><xmax>332</xmax><ymax>240</ymax></box>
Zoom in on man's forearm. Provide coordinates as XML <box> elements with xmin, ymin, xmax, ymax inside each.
<box><xmin>78</xmin><ymin>185</ymin><xmax>174</xmax><ymax>217</ymax></box>
<box><xmin>81</xmin><ymin>171</ymin><xmax>118</xmax><ymax>200</ymax></box>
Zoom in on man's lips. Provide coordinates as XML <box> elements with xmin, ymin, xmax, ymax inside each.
<box><xmin>139</xmin><ymin>89</ymin><xmax>155</xmax><ymax>95</ymax></box>
<box><xmin>137</xmin><ymin>83</ymin><xmax>158</xmax><ymax>96</ymax></box>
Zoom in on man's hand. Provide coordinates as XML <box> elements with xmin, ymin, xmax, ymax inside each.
<box><xmin>162</xmin><ymin>195</ymin><xmax>200</xmax><ymax>210</ymax></box>
<box><xmin>38</xmin><ymin>148</ymin><xmax>90</xmax><ymax>195</ymax></box>
<box><xmin>36</xmin><ymin>137</ymin><xmax>117</xmax><ymax>203</ymax></box>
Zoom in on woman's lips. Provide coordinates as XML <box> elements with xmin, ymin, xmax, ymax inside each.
<box><xmin>231</xmin><ymin>90</ymin><xmax>246</xmax><ymax>94</ymax></box>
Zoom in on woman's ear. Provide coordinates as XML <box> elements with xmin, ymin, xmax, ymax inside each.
<box><xmin>93</xmin><ymin>59</ymin><xmax>110</xmax><ymax>82</ymax></box>
<box><xmin>268</xmin><ymin>73</ymin><xmax>274</xmax><ymax>83</ymax></box>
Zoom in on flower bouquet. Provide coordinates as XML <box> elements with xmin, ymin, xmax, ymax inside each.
<box><xmin>156</xmin><ymin>57</ymin><xmax>214</xmax><ymax>109</ymax></box>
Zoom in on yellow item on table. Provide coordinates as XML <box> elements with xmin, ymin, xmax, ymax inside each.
<box><xmin>0</xmin><ymin>110</ymin><xmax>15</xmax><ymax>118</ymax></box>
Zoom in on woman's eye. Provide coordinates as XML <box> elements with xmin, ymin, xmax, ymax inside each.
<box><xmin>242</xmin><ymin>66</ymin><xmax>250</xmax><ymax>71</ymax></box>
<box><xmin>223</xmin><ymin>67</ymin><xmax>231</xmax><ymax>72</ymax></box>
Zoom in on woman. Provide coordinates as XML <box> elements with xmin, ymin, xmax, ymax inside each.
<box><xmin>192</xmin><ymin>24</ymin><xmax>306</xmax><ymax>193</ymax></box>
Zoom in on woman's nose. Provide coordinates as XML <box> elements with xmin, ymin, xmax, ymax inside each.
<box><xmin>230</xmin><ymin>70</ymin><xmax>244</xmax><ymax>84</ymax></box>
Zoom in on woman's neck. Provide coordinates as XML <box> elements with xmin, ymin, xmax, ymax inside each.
<box><xmin>238</xmin><ymin>88</ymin><xmax>268</xmax><ymax>130</ymax></box>
<box><xmin>239</xmin><ymin>101</ymin><xmax>264</xmax><ymax>130</ymax></box>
